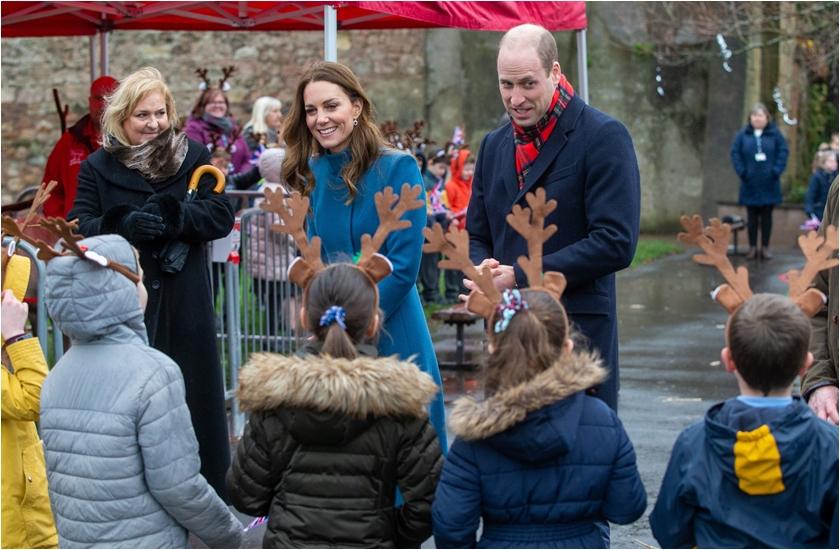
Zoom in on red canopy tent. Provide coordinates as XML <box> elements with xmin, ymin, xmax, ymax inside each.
<box><xmin>1</xmin><ymin>1</ymin><xmax>590</xmax><ymax>100</ymax></box>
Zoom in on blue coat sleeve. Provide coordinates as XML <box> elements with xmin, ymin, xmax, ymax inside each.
<box><xmin>432</xmin><ymin>439</ymin><xmax>481</xmax><ymax>549</ymax></box>
<box><xmin>730</xmin><ymin>133</ymin><xmax>746</xmax><ymax>180</ymax></box>
<box><xmin>772</xmin><ymin>131</ymin><xmax>789</xmax><ymax>178</ymax></box>
<box><xmin>516</xmin><ymin>120</ymin><xmax>640</xmax><ymax>289</ymax></box>
<box><xmin>601</xmin><ymin>415</ymin><xmax>647</xmax><ymax>524</ymax></box>
<box><xmin>466</xmin><ymin>133</ymin><xmax>494</xmax><ymax>265</ymax></box>
<box><xmin>649</xmin><ymin>429</ymin><xmax>697</xmax><ymax>548</ymax></box>
<box><xmin>377</xmin><ymin>154</ymin><xmax>426</xmax><ymax>319</ymax></box>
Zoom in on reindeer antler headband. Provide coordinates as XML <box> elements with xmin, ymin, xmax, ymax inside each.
<box><xmin>2</xmin><ymin>183</ymin><xmax>140</xmax><ymax>284</ymax></box>
<box><xmin>678</xmin><ymin>214</ymin><xmax>838</xmax><ymax>316</ymax></box>
<box><xmin>1</xmin><ymin>180</ymin><xmax>56</xmax><ymax>275</ymax></box>
<box><xmin>260</xmin><ymin>183</ymin><xmax>424</xmax><ymax>289</ymax></box>
<box><xmin>424</xmin><ymin>188</ymin><xmax>567</xmax><ymax>325</ymax></box>
<box><xmin>195</xmin><ymin>66</ymin><xmax>235</xmax><ymax>92</ymax></box>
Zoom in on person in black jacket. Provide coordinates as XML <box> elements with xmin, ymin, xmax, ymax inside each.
<box><xmin>67</xmin><ymin>67</ymin><xmax>235</xmax><ymax>502</ymax></box>
<box><xmin>227</xmin><ymin>262</ymin><xmax>443</xmax><ymax>548</ymax></box>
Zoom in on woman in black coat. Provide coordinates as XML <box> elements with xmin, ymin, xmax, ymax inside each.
<box><xmin>729</xmin><ymin>102</ymin><xmax>789</xmax><ymax>259</ymax></box>
<box><xmin>68</xmin><ymin>67</ymin><xmax>235</xmax><ymax>501</ymax></box>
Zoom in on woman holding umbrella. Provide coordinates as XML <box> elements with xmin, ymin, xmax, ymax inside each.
<box><xmin>68</xmin><ymin>67</ymin><xmax>234</xmax><ymax>502</ymax></box>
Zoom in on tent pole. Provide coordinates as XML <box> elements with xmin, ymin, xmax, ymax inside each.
<box><xmin>324</xmin><ymin>5</ymin><xmax>337</xmax><ymax>62</ymax></box>
<box><xmin>89</xmin><ymin>35</ymin><xmax>96</xmax><ymax>83</ymax></box>
<box><xmin>99</xmin><ymin>31</ymin><xmax>109</xmax><ymax>76</ymax></box>
<box><xmin>576</xmin><ymin>29</ymin><xmax>589</xmax><ymax>104</ymax></box>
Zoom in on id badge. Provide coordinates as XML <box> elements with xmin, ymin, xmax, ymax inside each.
<box><xmin>755</xmin><ymin>152</ymin><xmax>767</xmax><ymax>162</ymax></box>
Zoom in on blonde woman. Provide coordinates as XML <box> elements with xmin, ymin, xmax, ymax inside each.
<box><xmin>68</xmin><ymin>66</ymin><xmax>235</xmax><ymax>502</ymax></box>
<box><xmin>243</xmin><ymin>95</ymin><xmax>283</xmax><ymax>156</ymax></box>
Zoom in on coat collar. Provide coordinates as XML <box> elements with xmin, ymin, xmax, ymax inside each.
<box><xmin>237</xmin><ymin>352</ymin><xmax>439</xmax><ymax>419</ymax></box>
<box><xmin>448</xmin><ymin>350</ymin><xmax>606</xmax><ymax>440</ymax></box>
<box><xmin>86</xmin><ymin>136</ymin><xmax>204</xmax><ymax>193</ymax></box>
<box><xmin>501</xmin><ymin>95</ymin><xmax>585</xmax><ymax>204</ymax></box>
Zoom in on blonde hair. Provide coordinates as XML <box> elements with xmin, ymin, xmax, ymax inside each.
<box><xmin>281</xmin><ymin>61</ymin><xmax>385</xmax><ymax>201</ymax></box>
<box><xmin>101</xmin><ymin>67</ymin><xmax>178</xmax><ymax>146</ymax></box>
<box><xmin>246</xmin><ymin>96</ymin><xmax>282</xmax><ymax>136</ymax></box>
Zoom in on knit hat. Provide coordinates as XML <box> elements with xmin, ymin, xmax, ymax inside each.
<box><xmin>258</xmin><ymin>147</ymin><xmax>285</xmax><ymax>184</ymax></box>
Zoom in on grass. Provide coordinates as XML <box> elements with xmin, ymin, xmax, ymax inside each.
<box><xmin>630</xmin><ymin>236</ymin><xmax>684</xmax><ymax>268</ymax></box>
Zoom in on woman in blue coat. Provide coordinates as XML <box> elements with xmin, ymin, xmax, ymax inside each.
<box><xmin>281</xmin><ymin>61</ymin><xmax>446</xmax><ymax>452</ymax></box>
<box><xmin>729</xmin><ymin>103</ymin><xmax>789</xmax><ymax>259</ymax></box>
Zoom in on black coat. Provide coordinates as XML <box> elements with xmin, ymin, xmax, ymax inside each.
<box><xmin>467</xmin><ymin>95</ymin><xmax>641</xmax><ymax>411</ymax></box>
<box><xmin>68</xmin><ymin>138</ymin><xmax>235</xmax><ymax>501</ymax></box>
<box><xmin>227</xmin><ymin>351</ymin><xmax>443</xmax><ymax>548</ymax></box>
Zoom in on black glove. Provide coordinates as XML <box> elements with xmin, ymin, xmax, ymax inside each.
<box><xmin>118</xmin><ymin>210</ymin><xmax>165</xmax><ymax>242</ymax></box>
<box><xmin>143</xmin><ymin>194</ymin><xmax>183</xmax><ymax>240</ymax></box>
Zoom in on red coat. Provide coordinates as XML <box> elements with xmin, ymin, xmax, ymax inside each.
<box><xmin>42</xmin><ymin>115</ymin><xmax>100</xmax><ymax>218</ymax></box>
<box><xmin>445</xmin><ymin>149</ymin><xmax>473</xmax><ymax>229</ymax></box>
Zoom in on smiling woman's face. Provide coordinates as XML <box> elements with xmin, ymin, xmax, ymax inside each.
<box><xmin>303</xmin><ymin>80</ymin><xmax>361</xmax><ymax>153</ymax></box>
<box><xmin>123</xmin><ymin>92</ymin><xmax>169</xmax><ymax>145</ymax></box>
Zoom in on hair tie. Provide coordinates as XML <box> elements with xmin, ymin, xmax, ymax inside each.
<box><xmin>494</xmin><ymin>288</ymin><xmax>528</xmax><ymax>334</ymax></box>
<box><xmin>320</xmin><ymin>305</ymin><xmax>347</xmax><ymax>330</ymax></box>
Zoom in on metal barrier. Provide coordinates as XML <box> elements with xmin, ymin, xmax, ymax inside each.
<box><xmin>2</xmin><ymin>237</ymin><xmax>64</xmax><ymax>362</ymax></box>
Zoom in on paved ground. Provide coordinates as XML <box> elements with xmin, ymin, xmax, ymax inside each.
<box><xmin>205</xmin><ymin>247</ymin><xmax>807</xmax><ymax>549</ymax></box>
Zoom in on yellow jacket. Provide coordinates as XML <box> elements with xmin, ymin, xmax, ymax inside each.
<box><xmin>1</xmin><ymin>255</ymin><xmax>58</xmax><ymax>549</ymax></box>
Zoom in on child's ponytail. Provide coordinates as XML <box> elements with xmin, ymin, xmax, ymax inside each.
<box><xmin>320</xmin><ymin>306</ymin><xmax>358</xmax><ymax>360</ymax></box>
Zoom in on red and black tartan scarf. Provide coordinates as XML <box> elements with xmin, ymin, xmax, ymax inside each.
<box><xmin>512</xmin><ymin>74</ymin><xmax>575</xmax><ymax>190</ymax></box>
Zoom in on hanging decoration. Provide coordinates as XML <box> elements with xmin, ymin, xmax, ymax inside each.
<box><xmin>772</xmin><ymin>87</ymin><xmax>798</xmax><ymax>126</ymax></box>
<box><xmin>715</xmin><ymin>34</ymin><xmax>733</xmax><ymax>73</ymax></box>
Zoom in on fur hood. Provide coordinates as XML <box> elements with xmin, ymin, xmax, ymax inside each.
<box><xmin>237</xmin><ymin>353</ymin><xmax>438</xmax><ymax>419</ymax></box>
<box><xmin>449</xmin><ymin>351</ymin><xmax>607</xmax><ymax>441</ymax></box>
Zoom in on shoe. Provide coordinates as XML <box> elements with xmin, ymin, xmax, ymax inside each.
<box><xmin>746</xmin><ymin>247</ymin><xmax>757</xmax><ymax>259</ymax></box>
<box><xmin>761</xmin><ymin>248</ymin><xmax>773</xmax><ymax>260</ymax></box>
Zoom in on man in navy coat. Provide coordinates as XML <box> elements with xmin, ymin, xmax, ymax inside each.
<box><xmin>466</xmin><ymin>24</ymin><xmax>640</xmax><ymax>410</ymax></box>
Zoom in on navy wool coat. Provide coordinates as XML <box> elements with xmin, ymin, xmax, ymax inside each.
<box><xmin>432</xmin><ymin>352</ymin><xmax>646</xmax><ymax>549</ymax></box>
<box><xmin>466</xmin><ymin>94</ymin><xmax>641</xmax><ymax>410</ymax></box>
<box><xmin>729</xmin><ymin>122</ymin><xmax>789</xmax><ymax>206</ymax></box>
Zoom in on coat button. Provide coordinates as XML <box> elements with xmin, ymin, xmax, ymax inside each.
<box><xmin>27</xmin><ymin>475</ymin><xmax>32</xmax><ymax>482</ymax></box>
<box><xmin>151</xmin><ymin>280</ymin><xmax>161</xmax><ymax>290</ymax></box>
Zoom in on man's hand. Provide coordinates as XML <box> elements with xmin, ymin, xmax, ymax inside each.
<box><xmin>461</xmin><ymin>258</ymin><xmax>501</xmax><ymax>302</ymax></box>
<box><xmin>1</xmin><ymin>290</ymin><xmax>28</xmax><ymax>341</ymax></box>
<box><xmin>462</xmin><ymin>259</ymin><xmax>516</xmax><ymax>298</ymax></box>
<box><xmin>808</xmin><ymin>385</ymin><xmax>839</xmax><ymax>424</ymax></box>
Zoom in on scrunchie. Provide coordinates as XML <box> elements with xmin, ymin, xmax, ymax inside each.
<box><xmin>494</xmin><ymin>288</ymin><xmax>529</xmax><ymax>334</ymax></box>
<box><xmin>319</xmin><ymin>305</ymin><xmax>347</xmax><ymax>330</ymax></box>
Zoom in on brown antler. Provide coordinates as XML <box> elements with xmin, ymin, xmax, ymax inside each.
<box><xmin>678</xmin><ymin>215</ymin><xmax>753</xmax><ymax>311</ymax></box>
<box><xmin>506</xmin><ymin>188</ymin><xmax>558</xmax><ymax>289</ymax></box>
<box><xmin>260</xmin><ymin>187</ymin><xmax>324</xmax><ymax>287</ymax></box>
<box><xmin>787</xmin><ymin>225</ymin><xmax>839</xmax><ymax>300</ymax></box>
<box><xmin>1</xmin><ymin>181</ymin><xmax>60</xmax><ymax>271</ymax></box>
<box><xmin>359</xmin><ymin>183</ymin><xmax>424</xmax><ymax>263</ymax></box>
<box><xmin>195</xmin><ymin>68</ymin><xmax>211</xmax><ymax>89</ymax></box>
<box><xmin>219</xmin><ymin>66</ymin><xmax>235</xmax><ymax>89</ymax></box>
<box><xmin>423</xmin><ymin>223</ymin><xmax>501</xmax><ymax>319</ymax></box>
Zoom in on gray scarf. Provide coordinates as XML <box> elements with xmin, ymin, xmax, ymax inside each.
<box><xmin>104</xmin><ymin>128</ymin><xmax>189</xmax><ymax>183</ymax></box>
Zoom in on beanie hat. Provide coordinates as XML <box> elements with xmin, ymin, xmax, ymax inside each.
<box><xmin>258</xmin><ymin>147</ymin><xmax>285</xmax><ymax>184</ymax></box>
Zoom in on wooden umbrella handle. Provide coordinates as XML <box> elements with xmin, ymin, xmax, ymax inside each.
<box><xmin>189</xmin><ymin>165</ymin><xmax>226</xmax><ymax>194</ymax></box>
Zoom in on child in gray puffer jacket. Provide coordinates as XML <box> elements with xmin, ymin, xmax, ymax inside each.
<box><xmin>39</xmin><ymin>234</ymin><xmax>242</xmax><ymax>549</ymax></box>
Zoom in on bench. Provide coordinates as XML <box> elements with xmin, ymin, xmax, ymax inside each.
<box><xmin>431</xmin><ymin>305</ymin><xmax>483</xmax><ymax>399</ymax></box>
<box><xmin>721</xmin><ymin>215</ymin><xmax>746</xmax><ymax>255</ymax></box>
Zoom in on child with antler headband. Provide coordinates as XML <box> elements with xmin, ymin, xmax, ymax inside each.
<box><xmin>227</xmin><ymin>186</ymin><xmax>442</xmax><ymax>548</ymax></box>
<box><xmin>429</xmin><ymin>189</ymin><xmax>646</xmax><ymax>549</ymax></box>
<box><xmin>3</xmin><ymin>203</ymin><xmax>243</xmax><ymax>547</ymax></box>
<box><xmin>649</xmin><ymin>215</ymin><xmax>839</xmax><ymax>548</ymax></box>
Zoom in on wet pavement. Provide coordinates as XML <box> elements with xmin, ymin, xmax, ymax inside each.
<box><xmin>214</xmin><ymin>246</ymin><xmax>808</xmax><ymax>549</ymax></box>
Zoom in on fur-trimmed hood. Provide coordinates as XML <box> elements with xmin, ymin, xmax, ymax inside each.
<box><xmin>238</xmin><ymin>353</ymin><xmax>438</xmax><ymax>419</ymax></box>
<box><xmin>448</xmin><ymin>351</ymin><xmax>606</xmax><ymax>461</ymax></box>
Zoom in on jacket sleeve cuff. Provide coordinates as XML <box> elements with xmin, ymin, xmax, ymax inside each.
<box><xmin>5</xmin><ymin>338</ymin><xmax>48</xmax><ymax>375</ymax></box>
<box><xmin>803</xmin><ymin>381</ymin><xmax>836</xmax><ymax>402</ymax></box>
<box><xmin>513</xmin><ymin>263</ymin><xmax>527</xmax><ymax>288</ymax></box>
<box><xmin>101</xmin><ymin>204</ymin><xmax>138</xmax><ymax>234</ymax></box>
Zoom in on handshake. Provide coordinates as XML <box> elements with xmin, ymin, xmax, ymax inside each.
<box><xmin>118</xmin><ymin>194</ymin><xmax>183</xmax><ymax>243</ymax></box>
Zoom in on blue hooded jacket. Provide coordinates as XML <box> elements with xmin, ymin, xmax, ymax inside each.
<box><xmin>432</xmin><ymin>352</ymin><xmax>646</xmax><ymax>548</ymax></box>
<box><xmin>730</xmin><ymin>121</ymin><xmax>789</xmax><ymax>206</ymax></box>
<box><xmin>650</xmin><ymin>398</ymin><xmax>838</xmax><ymax>548</ymax></box>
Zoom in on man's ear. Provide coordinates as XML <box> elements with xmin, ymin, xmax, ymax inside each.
<box><xmin>721</xmin><ymin>347</ymin><xmax>737</xmax><ymax>373</ymax></box>
<box><xmin>550</xmin><ymin>61</ymin><xmax>562</xmax><ymax>86</ymax></box>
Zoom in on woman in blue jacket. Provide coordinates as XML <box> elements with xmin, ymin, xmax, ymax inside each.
<box><xmin>729</xmin><ymin>103</ymin><xmax>789</xmax><ymax>259</ymax></box>
<box><xmin>280</xmin><ymin>61</ymin><xmax>447</xmax><ymax>452</ymax></box>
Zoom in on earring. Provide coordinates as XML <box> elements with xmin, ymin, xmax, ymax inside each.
<box><xmin>353</xmin><ymin>118</ymin><xmax>358</xmax><ymax>127</ymax></box>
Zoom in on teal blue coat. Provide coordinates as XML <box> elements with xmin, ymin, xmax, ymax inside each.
<box><xmin>308</xmin><ymin>148</ymin><xmax>447</xmax><ymax>452</ymax></box>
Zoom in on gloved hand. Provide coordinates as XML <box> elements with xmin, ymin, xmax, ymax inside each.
<box><xmin>143</xmin><ymin>194</ymin><xmax>183</xmax><ymax>240</ymax></box>
<box><xmin>118</xmin><ymin>210</ymin><xmax>165</xmax><ymax>242</ymax></box>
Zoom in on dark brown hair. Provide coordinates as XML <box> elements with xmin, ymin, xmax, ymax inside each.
<box><xmin>304</xmin><ymin>263</ymin><xmax>380</xmax><ymax>359</ymax></box>
<box><xmin>190</xmin><ymin>87</ymin><xmax>229</xmax><ymax>119</ymax></box>
<box><xmin>281</xmin><ymin>61</ymin><xmax>385</xmax><ymax>202</ymax></box>
<box><xmin>485</xmin><ymin>289</ymin><xmax>569</xmax><ymax>395</ymax></box>
<box><xmin>727</xmin><ymin>293</ymin><xmax>811</xmax><ymax>395</ymax></box>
